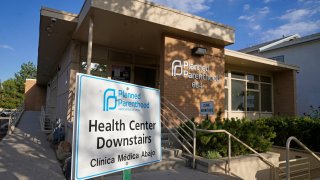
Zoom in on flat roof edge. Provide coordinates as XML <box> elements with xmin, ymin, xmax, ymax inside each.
<box><xmin>137</xmin><ymin>0</ymin><xmax>234</xmax><ymax>31</ymax></box>
<box><xmin>41</xmin><ymin>7</ymin><xmax>79</xmax><ymax>22</ymax></box>
<box><xmin>77</xmin><ymin>0</ymin><xmax>234</xmax><ymax>44</ymax></box>
<box><xmin>225</xmin><ymin>49</ymin><xmax>300</xmax><ymax>71</ymax></box>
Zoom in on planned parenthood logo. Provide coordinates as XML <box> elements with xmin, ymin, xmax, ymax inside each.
<box><xmin>171</xmin><ymin>59</ymin><xmax>220</xmax><ymax>82</ymax></box>
<box><xmin>171</xmin><ymin>60</ymin><xmax>183</xmax><ymax>77</ymax></box>
<box><xmin>103</xmin><ymin>88</ymin><xmax>150</xmax><ymax>112</ymax></box>
<box><xmin>103</xmin><ymin>88</ymin><xmax>117</xmax><ymax>111</ymax></box>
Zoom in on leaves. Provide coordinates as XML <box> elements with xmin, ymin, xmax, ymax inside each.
<box><xmin>0</xmin><ymin>61</ymin><xmax>36</xmax><ymax>109</ymax></box>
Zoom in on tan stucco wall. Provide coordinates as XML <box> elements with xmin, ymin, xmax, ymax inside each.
<box><xmin>43</xmin><ymin>40</ymin><xmax>80</xmax><ymax>143</ymax></box>
<box><xmin>162</xmin><ymin>35</ymin><xmax>225</xmax><ymax>122</ymax></box>
<box><xmin>24</xmin><ymin>79</ymin><xmax>46</xmax><ymax>111</ymax></box>
<box><xmin>273</xmin><ymin>70</ymin><xmax>297</xmax><ymax>116</ymax></box>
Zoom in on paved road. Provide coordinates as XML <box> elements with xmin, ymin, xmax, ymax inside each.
<box><xmin>0</xmin><ymin>111</ymin><xmax>64</xmax><ymax>180</ymax></box>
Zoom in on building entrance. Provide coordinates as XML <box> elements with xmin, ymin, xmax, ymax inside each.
<box><xmin>134</xmin><ymin>67</ymin><xmax>157</xmax><ymax>88</ymax></box>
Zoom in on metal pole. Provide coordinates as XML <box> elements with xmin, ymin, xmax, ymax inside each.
<box><xmin>286</xmin><ymin>138</ymin><xmax>290</xmax><ymax>180</ymax></box>
<box><xmin>8</xmin><ymin>114</ymin><xmax>12</xmax><ymax>135</ymax></box>
<box><xmin>193</xmin><ymin>129</ymin><xmax>196</xmax><ymax>169</ymax></box>
<box><xmin>228</xmin><ymin>134</ymin><xmax>231</xmax><ymax>175</ymax></box>
<box><xmin>86</xmin><ymin>16</ymin><xmax>94</xmax><ymax>75</ymax></box>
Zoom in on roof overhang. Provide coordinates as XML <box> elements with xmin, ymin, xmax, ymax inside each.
<box><xmin>37</xmin><ymin>0</ymin><xmax>235</xmax><ymax>85</ymax></box>
<box><xmin>37</xmin><ymin>8</ymin><xmax>78</xmax><ymax>85</ymax></box>
<box><xmin>225</xmin><ymin>49</ymin><xmax>299</xmax><ymax>72</ymax></box>
<box><xmin>73</xmin><ymin>0</ymin><xmax>234</xmax><ymax>50</ymax></box>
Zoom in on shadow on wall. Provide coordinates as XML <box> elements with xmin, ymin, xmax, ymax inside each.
<box><xmin>162</xmin><ymin>36</ymin><xmax>225</xmax><ymax>123</ymax></box>
<box><xmin>91</xmin><ymin>0</ymin><xmax>234</xmax><ymax>43</ymax></box>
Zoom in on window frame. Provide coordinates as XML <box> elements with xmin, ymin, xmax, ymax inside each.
<box><xmin>225</xmin><ymin>70</ymin><xmax>273</xmax><ymax>115</ymax></box>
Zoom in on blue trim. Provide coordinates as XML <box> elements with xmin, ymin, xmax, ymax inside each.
<box><xmin>74</xmin><ymin>73</ymin><xmax>161</xmax><ymax>180</ymax></box>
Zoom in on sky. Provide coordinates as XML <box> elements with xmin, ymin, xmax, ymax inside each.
<box><xmin>0</xmin><ymin>0</ymin><xmax>319</xmax><ymax>82</ymax></box>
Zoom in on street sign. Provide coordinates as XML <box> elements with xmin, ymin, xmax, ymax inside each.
<box><xmin>200</xmin><ymin>101</ymin><xmax>214</xmax><ymax>115</ymax></box>
<box><xmin>71</xmin><ymin>73</ymin><xmax>161</xmax><ymax>180</ymax></box>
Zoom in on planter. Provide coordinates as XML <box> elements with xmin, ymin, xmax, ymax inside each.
<box><xmin>186</xmin><ymin>152</ymin><xmax>280</xmax><ymax>180</ymax></box>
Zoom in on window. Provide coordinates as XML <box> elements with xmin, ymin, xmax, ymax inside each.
<box><xmin>261</xmin><ymin>83</ymin><xmax>272</xmax><ymax>112</ymax></box>
<box><xmin>231</xmin><ymin>80</ymin><xmax>245</xmax><ymax>111</ymax></box>
<box><xmin>111</xmin><ymin>65</ymin><xmax>131</xmax><ymax>83</ymax></box>
<box><xmin>247</xmin><ymin>91</ymin><xmax>259</xmax><ymax>111</ymax></box>
<box><xmin>261</xmin><ymin>76</ymin><xmax>271</xmax><ymax>83</ymax></box>
<box><xmin>269</xmin><ymin>55</ymin><xmax>284</xmax><ymax>62</ymax></box>
<box><xmin>247</xmin><ymin>74</ymin><xmax>259</xmax><ymax>81</ymax></box>
<box><xmin>228</xmin><ymin>71</ymin><xmax>272</xmax><ymax>113</ymax></box>
<box><xmin>81</xmin><ymin>62</ymin><xmax>108</xmax><ymax>77</ymax></box>
<box><xmin>231</xmin><ymin>72</ymin><xmax>245</xmax><ymax>79</ymax></box>
<box><xmin>225</xmin><ymin>72</ymin><xmax>228</xmax><ymax>110</ymax></box>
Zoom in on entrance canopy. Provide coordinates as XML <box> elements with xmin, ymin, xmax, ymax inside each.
<box><xmin>37</xmin><ymin>0</ymin><xmax>235</xmax><ymax>85</ymax></box>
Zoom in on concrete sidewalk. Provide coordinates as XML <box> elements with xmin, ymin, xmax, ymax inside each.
<box><xmin>0</xmin><ymin>111</ymin><xmax>64</xmax><ymax>180</ymax></box>
<box><xmin>107</xmin><ymin>167</ymin><xmax>238</xmax><ymax>180</ymax></box>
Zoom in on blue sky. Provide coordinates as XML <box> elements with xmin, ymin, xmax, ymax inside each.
<box><xmin>1</xmin><ymin>0</ymin><xmax>320</xmax><ymax>81</ymax></box>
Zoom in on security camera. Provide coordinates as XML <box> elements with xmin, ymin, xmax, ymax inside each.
<box><xmin>51</xmin><ymin>18</ymin><xmax>57</xmax><ymax>23</ymax></box>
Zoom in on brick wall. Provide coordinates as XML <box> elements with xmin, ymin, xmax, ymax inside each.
<box><xmin>273</xmin><ymin>70</ymin><xmax>297</xmax><ymax>116</ymax></box>
<box><xmin>161</xmin><ymin>35</ymin><xmax>225</xmax><ymax>122</ymax></box>
<box><xmin>24</xmin><ymin>79</ymin><xmax>46</xmax><ymax>111</ymax></box>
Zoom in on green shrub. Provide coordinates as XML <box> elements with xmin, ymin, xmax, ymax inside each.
<box><xmin>181</xmin><ymin>117</ymin><xmax>276</xmax><ymax>158</ymax></box>
<box><xmin>202</xmin><ymin>150</ymin><xmax>222</xmax><ymax>159</ymax></box>
<box><xmin>257</xmin><ymin>116</ymin><xmax>320</xmax><ymax>152</ymax></box>
<box><xmin>179</xmin><ymin>115</ymin><xmax>320</xmax><ymax>159</ymax></box>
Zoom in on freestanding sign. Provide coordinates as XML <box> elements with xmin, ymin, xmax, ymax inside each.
<box><xmin>200</xmin><ymin>101</ymin><xmax>214</xmax><ymax>116</ymax></box>
<box><xmin>71</xmin><ymin>73</ymin><xmax>161</xmax><ymax>180</ymax></box>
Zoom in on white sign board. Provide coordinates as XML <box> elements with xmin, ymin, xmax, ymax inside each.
<box><xmin>71</xmin><ymin>73</ymin><xmax>161</xmax><ymax>180</ymax></box>
<box><xmin>200</xmin><ymin>101</ymin><xmax>214</xmax><ymax>115</ymax></box>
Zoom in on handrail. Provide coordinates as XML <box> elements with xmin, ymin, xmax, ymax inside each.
<box><xmin>286</xmin><ymin>136</ymin><xmax>320</xmax><ymax>180</ymax></box>
<box><xmin>161</xmin><ymin>97</ymin><xmax>196</xmax><ymax>168</ymax></box>
<box><xmin>160</xmin><ymin>96</ymin><xmax>279</xmax><ymax>178</ymax></box>
<box><xmin>161</xmin><ymin>103</ymin><xmax>193</xmax><ymax>141</ymax></box>
<box><xmin>8</xmin><ymin>103</ymin><xmax>24</xmax><ymax>134</ymax></box>
<box><xmin>196</xmin><ymin>129</ymin><xmax>279</xmax><ymax>178</ymax></box>
<box><xmin>161</xmin><ymin>97</ymin><xmax>196</xmax><ymax>130</ymax></box>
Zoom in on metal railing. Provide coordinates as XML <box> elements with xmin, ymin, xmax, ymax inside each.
<box><xmin>160</xmin><ymin>97</ymin><xmax>280</xmax><ymax>178</ymax></box>
<box><xmin>285</xmin><ymin>136</ymin><xmax>320</xmax><ymax>180</ymax></box>
<box><xmin>7</xmin><ymin>103</ymin><xmax>25</xmax><ymax>134</ymax></box>
<box><xmin>279</xmin><ymin>157</ymin><xmax>310</xmax><ymax>180</ymax></box>
<box><xmin>39</xmin><ymin>106</ymin><xmax>53</xmax><ymax>133</ymax></box>
<box><xmin>161</xmin><ymin>97</ymin><xmax>196</xmax><ymax>168</ymax></box>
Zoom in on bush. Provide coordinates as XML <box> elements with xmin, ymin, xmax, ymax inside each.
<box><xmin>181</xmin><ymin>117</ymin><xmax>276</xmax><ymax>158</ymax></box>
<box><xmin>179</xmin><ymin>115</ymin><xmax>320</xmax><ymax>159</ymax></box>
<box><xmin>257</xmin><ymin>116</ymin><xmax>320</xmax><ymax>152</ymax></box>
<box><xmin>201</xmin><ymin>150</ymin><xmax>222</xmax><ymax>159</ymax></box>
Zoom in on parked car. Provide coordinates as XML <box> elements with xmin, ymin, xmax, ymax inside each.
<box><xmin>0</xmin><ymin>109</ymin><xmax>12</xmax><ymax>117</ymax></box>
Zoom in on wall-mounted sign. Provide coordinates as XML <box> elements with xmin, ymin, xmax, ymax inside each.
<box><xmin>71</xmin><ymin>73</ymin><xmax>161</xmax><ymax>180</ymax></box>
<box><xmin>200</xmin><ymin>101</ymin><xmax>214</xmax><ymax>115</ymax></box>
<box><xmin>171</xmin><ymin>60</ymin><xmax>220</xmax><ymax>88</ymax></box>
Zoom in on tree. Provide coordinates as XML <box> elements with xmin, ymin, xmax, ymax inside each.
<box><xmin>0</xmin><ymin>61</ymin><xmax>37</xmax><ymax>109</ymax></box>
<box><xmin>14</xmin><ymin>61</ymin><xmax>37</xmax><ymax>94</ymax></box>
<box><xmin>0</xmin><ymin>79</ymin><xmax>22</xmax><ymax>109</ymax></box>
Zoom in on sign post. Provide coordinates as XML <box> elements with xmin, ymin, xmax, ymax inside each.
<box><xmin>71</xmin><ymin>73</ymin><xmax>161</xmax><ymax>180</ymax></box>
<box><xmin>123</xmin><ymin>169</ymin><xmax>131</xmax><ymax>180</ymax></box>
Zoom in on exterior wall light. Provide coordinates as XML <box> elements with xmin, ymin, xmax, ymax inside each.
<box><xmin>191</xmin><ymin>47</ymin><xmax>207</xmax><ymax>56</ymax></box>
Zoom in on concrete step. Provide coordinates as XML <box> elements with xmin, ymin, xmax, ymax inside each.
<box><xmin>162</xmin><ymin>148</ymin><xmax>183</xmax><ymax>159</ymax></box>
<box><xmin>105</xmin><ymin>148</ymin><xmax>188</xmax><ymax>177</ymax></box>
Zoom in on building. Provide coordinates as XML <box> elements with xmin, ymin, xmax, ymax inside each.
<box><xmin>239</xmin><ymin>33</ymin><xmax>320</xmax><ymax>115</ymax></box>
<box><xmin>27</xmin><ymin>0</ymin><xmax>299</xmax><ymax>143</ymax></box>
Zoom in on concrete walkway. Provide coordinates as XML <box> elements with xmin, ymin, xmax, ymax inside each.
<box><xmin>0</xmin><ymin>111</ymin><xmax>64</xmax><ymax>180</ymax></box>
<box><xmin>107</xmin><ymin>167</ymin><xmax>238</xmax><ymax>180</ymax></box>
